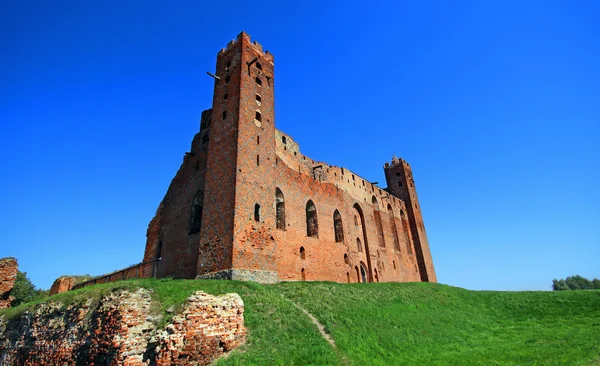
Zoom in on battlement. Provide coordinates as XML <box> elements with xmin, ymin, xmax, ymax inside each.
<box><xmin>384</xmin><ymin>155</ymin><xmax>410</xmax><ymax>169</ymax></box>
<box><xmin>217</xmin><ymin>31</ymin><xmax>274</xmax><ymax>62</ymax></box>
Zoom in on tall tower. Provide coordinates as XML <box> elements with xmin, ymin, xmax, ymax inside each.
<box><xmin>384</xmin><ymin>157</ymin><xmax>437</xmax><ymax>282</ymax></box>
<box><xmin>197</xmin><ymin>32</ymin><xmax>278</xmax><ymax>282</ymax></box>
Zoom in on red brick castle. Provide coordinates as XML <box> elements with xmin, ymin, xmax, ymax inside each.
<box><xmin>142</xmin><ymin>32</ymin><xmax>436</xmax><ymax>284</ymax></box>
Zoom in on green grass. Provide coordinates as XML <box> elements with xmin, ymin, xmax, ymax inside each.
<box><xmin>2</xmin><ymin>280</ymin><xmax>599</xmax><ymax>365</ymax></box>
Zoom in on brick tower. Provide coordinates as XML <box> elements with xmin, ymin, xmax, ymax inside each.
<box><xmin>384</xmin><ymin>157</ymin><xmax>436</xmax><ymax>282</ymax></box>
<box><xmin>197</xmin><ymin>32</ymin><xmax>278</xmax><ymax>282</ymax></box>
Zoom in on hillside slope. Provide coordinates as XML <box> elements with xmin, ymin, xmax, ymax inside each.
<box><xmin>2</xmin><ymin>279</ymin><xmax>599</xmax><ymax>365</ymax></box>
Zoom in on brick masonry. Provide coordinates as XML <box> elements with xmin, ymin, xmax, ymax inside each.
<box><xmin>49</xmin><ymin>276</ymin><xmax>76</xmax><ymax>295</ymax></box>
<box><xmin>142</xmin><ymin>31</ymin><xmax>436</xmax><ymax>285</ymax></box>
<box><xmin>0</xmin><ymin>289</ymin><xmax>246</xmax><ymax>365</ymax></box>
<box><xmin>0</xmin><ymin>257</ymin><xmax>18</xmax><ymax>309</ymax></box>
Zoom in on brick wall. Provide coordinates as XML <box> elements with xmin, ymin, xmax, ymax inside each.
<box><xmin>0</xmin><ymin>289</ymin><xmax>246</xmax><ymax>365</ymax></box>
<box><xmin>0</xmin><ymin>257</ymin><xmax>17</xmax><ymax>309</ymax></box>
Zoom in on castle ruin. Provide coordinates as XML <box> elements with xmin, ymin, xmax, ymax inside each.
<box><xmin>141</xmin><ymin>32</ymin><xmax>436</xmax><ymax>284</ymax></box>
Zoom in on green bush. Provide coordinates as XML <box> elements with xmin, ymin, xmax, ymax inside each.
<box><xmin>11</xmin><ymin>271</ymin><xmax>47</xmax><ymax>306</ymax></box>
<box><xmin>552</xmin><ymin>275</ymin><xmax>600</xmax><ymax>291</ymax></box>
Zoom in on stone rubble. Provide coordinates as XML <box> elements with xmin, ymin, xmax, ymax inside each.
<box><xmin>0</xmin><ymin>288</ymin><xmax>246</xmax><ymax>365</ymax></box>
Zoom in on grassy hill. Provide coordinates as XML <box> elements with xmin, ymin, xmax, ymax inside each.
<box><xmin>3</xmin><ymin>279</ymin><xmax>599</xmax><ymax>365</ymax></box>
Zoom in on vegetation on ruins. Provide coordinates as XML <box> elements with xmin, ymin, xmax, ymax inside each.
<box><xmin>10</xmin><ymin>271</ymin><xmax>48</xmax><ymax>306</ymax></box>
<box><xmin>2</xmin><ymin>280</ymin><xmax>599</xmax><ymax>365</ymax></box>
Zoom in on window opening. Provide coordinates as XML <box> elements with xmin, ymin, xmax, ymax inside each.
<box><xmin>189</xmin><ymin>190</ymin><xmax>204</xmax><ymax>234</ymax></box>
<box><xmin>276</xmin><ymin>188</ymin><xmax>286</xmax><ymax>230</ymax></box>
<box><xmin>254</xmin><ymin>204</ymin><xmax>261</xmax><ymax>221</ymax></box>
<box><xmin>306</xmin><ymin>200</ymin><xmax>319</xmax><ymax>237</ymax></box>
<box><xmin>333</xmin><ymin>210</ymin><xmax>344</xmax><ymax>243</ymax></box>
<box><xmin>255</xmin><ymin>77</ymin><xmax>262</xmax><ymax>85</ymax></box>
<box><xmin>344</xmin><ymin>253</ymin><xmax>349</xmax><ymax>265</ymax></box>
<box><xmin>255</xmin><ymin>111</ymin><xmax>262</xmax><ymax>121</ymax></box>
<box><xmin>300</xmin><ymin>246</ymin><xmax>305</xmax><ymax>260</ymax></box>
<box><xmin>222</xmin><ymin>111</ymin><xmax>227</xmax><ymax>120</ymax></box>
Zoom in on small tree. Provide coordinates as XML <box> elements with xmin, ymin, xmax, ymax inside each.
<box><xmin>11</xmin><ymin>271</ymin><xmax>37</xmax><ymax>306</ymax></box>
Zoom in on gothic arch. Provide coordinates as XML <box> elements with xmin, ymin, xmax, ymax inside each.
<box><xmin>353</xmin><ymin>203</ymin><xmax>373</xmax><ymax>282</ymax></box>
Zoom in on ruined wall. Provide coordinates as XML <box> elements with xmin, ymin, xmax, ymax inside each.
<box><xmin>0</xmin><ymin>289</ymin><xmax>246</xmax><ymax>365</ymax></box>
<box><xmin>0</xmin><ymin>258</ymin><xmax>17</xmax><ymax>309</ymax></box>
<box><xmin>49</xmin><ymin>276</ymin><xmax>75</xmax><ymax>295</ymax></box>
<box><xmin>143</xmin><ymin>109</ymin><xmax>212</xmax><ymax>279</ymax></box>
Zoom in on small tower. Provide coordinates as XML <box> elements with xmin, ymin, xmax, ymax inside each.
<box><xmin>197</xmin><ymin>32</ymin><xmax>278</xmax><ymax>282</ymax></box>
<box><xmin>384</xmin><ymin>158</ymin><xmax>436</xmax><ymax>282</ymax></box>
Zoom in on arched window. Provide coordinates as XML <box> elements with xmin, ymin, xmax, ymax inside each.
<box><xmin>372</xmin><ymin>196</ymin><xmax>385</xmax><ymax>248</ymax></box>
<box><xmin>401</xmin><ymin>210</ymin><xmax>413</xmax><ymax>254</ymax></box>
<box><xmin>388</xmin><ymin>204</ymin><xmax>401</xmax><ymax>251</ymax></box>
<box><xmin>255</xmin><ymin>111</ymin><xmax>262</xmax><ymax>122</ymax></box>
<box><xmin>254</xmin><ymin>204</ymin><xmax>261</xmax><ymax>221</ymax></box>
<box><xmin>344</xmin><ymin>253</ymin><xmax>349</xmax><ymax>265</ymax></box>
<box><xmin>275</xmin><ymin>188</ymin><xmax>285</xmax><ymax>230</ymax></box>
<box><xmin>306</xmin><ymin>200</ymin><xmax>318</xmax><ymax>237</ymax></box>
<box><xmin>301</xmin><ymin>268</ymin><xmax>306</xmax><ymax>281</ymax></box>
<box><xmin>300</xmin><ymin>246</ymin><xmax>306</xmax><ymax>260</ymax></box>
<box><xmin>189</xmin><ymin>190</ymin><xmax>204</xmax><ymax>234</ymax></box>
<box><xmin>360</xmin><ymin>263</ymin><xmax>368</xmax><ymax>283</ymax></box>
<box><xmin>333</xmin><ymin>210</ymin><xmax>344</xmax><ymax>243</ymax></box>
<box><xmin>356</xmin><ymin>238</ymin><xmax>362</xmax><ymax>252</ymax></box>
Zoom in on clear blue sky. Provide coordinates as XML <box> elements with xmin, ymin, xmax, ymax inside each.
<box><xmin>1</xmin><ymin>1</ymin><xmax>598</xmax><ymax>291</ymax></box>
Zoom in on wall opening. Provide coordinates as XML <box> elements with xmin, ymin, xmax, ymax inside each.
<box><xmin>301</xmin><ymin>268</ymin><xmax>305</xmax><ymax>281</ymax></box>
<box><xmin>374</xmin><ymin>268</ymin><xmax>379</xmax><ymax>283</ymax></box>
<box><xmin>357</xmin><ymin>238</ymin><xmax>362</xmax><ymax>252</ymax></box>
<box><xmin>156</xmin><ymin>240</ymin><xmax>163</xmax><ymax>259</ymax></box>
<box><xmin>256</xmin><ymin>62</ymin><xmax>262</xmax><ymax>70</ymax></box>
<box><xmin>257</xmin><ymin>136</ymin><xmax>260</xmax><ymax>145</ymax></box>
<box><xmin>275</xmin><ymin>188</ymin><xmax>286</xmax><ymax>230</ymax></box>
<box><xmin>347</xmin><ymin>272</ymin><xmax>350</xmax><ymax>283</ymax></box>
<box><xmin>222</xmin><ymin>111</ymin><xmax>227</xmax><ymax>120</ymax></box>
<box><xmin>257</xmin><ymin>155</ymin><xmax>260</xmax><ymax>166</ymax></box>
<box><xmin>282</xmin><ymin>136</ymin><xmax>287</xmax><ymax>144</ymax></box>
<box><xmin>333</xmin><ymin>210</ymin><xmax>344</xmax><ymax>243</ymax></box>
<box><xmin>254</xmin><ymin>204</ymin><xmax>261</xmax><ymax>222</ymax></box>
<box><xmin>255</xmin><ymin>77</ymin><xmax>262</xmax><ymax>85</ymax></box>
<box><xmin>256</xmin><ymin>94</ymin><xmax>262</xmax><ymax>103</ymax></box>
<box><xmin>306</xmin><ymin>200</ymin><xmax>318</xmax><ymax>237</ymax></box>
<box><xmin>225</xmin><ymin>76</ymin><xmax>230</xmax><ymax>83</ymax></box>
<box><xmin>300</xmin><ymin>246</ymin><xmax>305</xmax><ymax>260</ymax></box>
<box><xmin>189</xmin><ymin>190</ymin><xmax>204</xmax><ymax>234</ymax></box>
<box><xmin>360</xmin><ymin>263</ymin><xmax>368</xmax><ymax>283</ymax></box>
<box><xmin>393</xmin><ymin>260</ymin><xmax>396</xmax><ymax>269</ymax></box>
<box><xmin>355</xmin><ymin>266</ymin><xmax>360</xmax><ymax>282</ymax></box>
<box><xmin>255</xmin><ymin>111</ymin><xmax>262</xmax><ymax>121</ymax></box>
<box><xmin>344</xmin><ymin>253</ymin><xmax>349</xmax><ymax>265</ymax></box>
<box><xmin>353</xmin><ymin>203</ymin><xmax>373</xmax><ymax>282</ymax></box>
